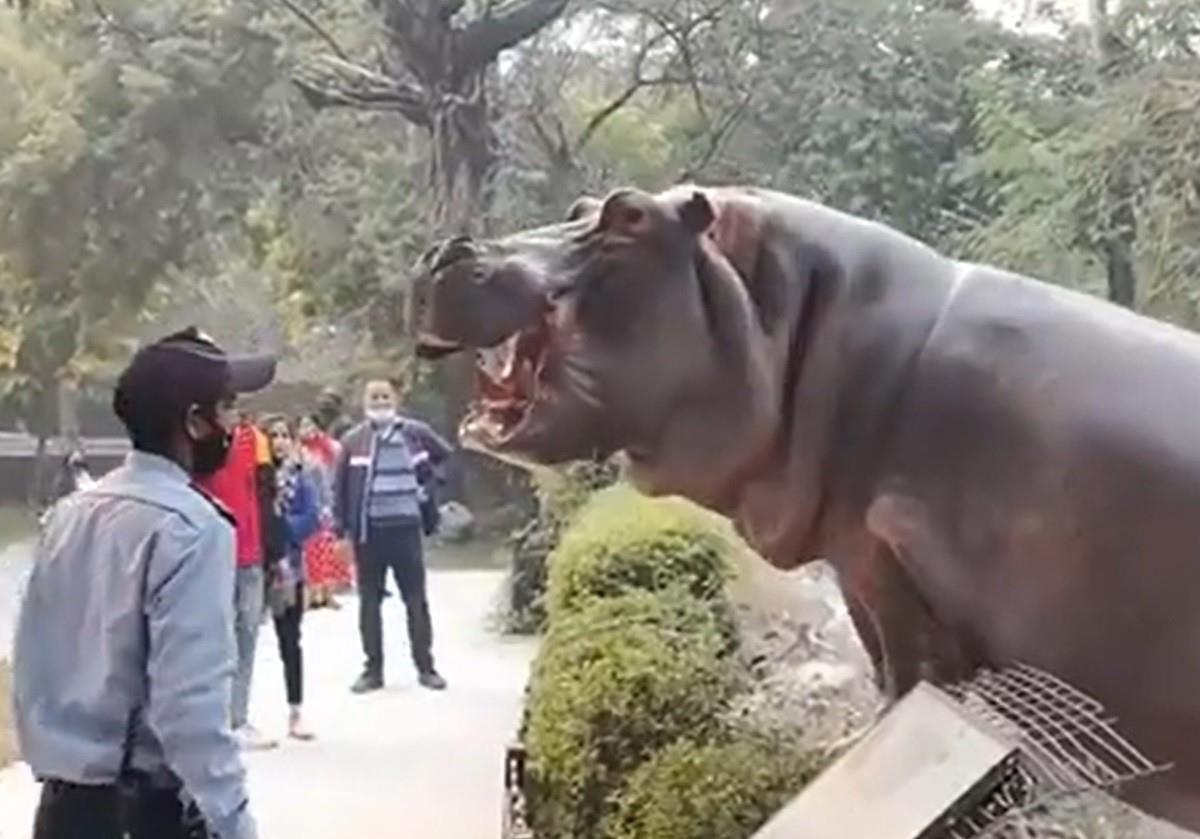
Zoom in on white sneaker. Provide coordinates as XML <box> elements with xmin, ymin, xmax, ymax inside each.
<box><xmin>234</xmin><ymin>723</ymin><xmax>278</xmax><ymax>751</ymax></box>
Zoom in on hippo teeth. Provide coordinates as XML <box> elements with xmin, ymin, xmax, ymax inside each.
<box><xmin>468</xmin><ymin>317</ymin><xmax>554</xmax><ymax>446</ymax></box>
<box><xmin>501</xmin><ymin>333</ymin><xmax>523</xmax><ymax>380</ymax></box>
<box><xmin>476</xmin><ymin>334</ymin><xmax>520</xmax><ymax>385</ymax></box>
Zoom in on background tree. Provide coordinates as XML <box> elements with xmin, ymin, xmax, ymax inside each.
<box><xmin>288</xmin><ymin>0</ymin><xmax>572</xmax><ymax>232</ymax></box>
<box><xmin>493</xmin><ymin>0</ymin><xmax>760</xmax><ymax>218</ymax></box>
<box><xmin>4</xmin><ymin>0</ymin><xmax>1200</xmax><ymax>515</ymax></box>
<box><xmin>0</xmin><ymin>1</ymin><xmax>278</xmax><ymax>499</ymax></box>
<box><xmin>957</xmin><ymin>0</ymin><xmax>1200</xmax><ymax>325</ymax></box>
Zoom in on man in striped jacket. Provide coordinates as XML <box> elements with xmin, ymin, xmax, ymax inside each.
<box><xmin>333</xmin><ymin>379</ymin><xmax>453</xmax><ymax>693</ymax></box>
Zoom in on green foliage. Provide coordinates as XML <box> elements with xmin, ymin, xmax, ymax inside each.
<box><xmin>524</xmin><ymin>588</ymin><xmax>736</xmax><ymax>839</ymax></box>
<box><xmin>952</xmin><ymin>2</ymin><xmax>1200</xmax><ymax>324</ymax></box>
<box><xmin>545</xmin><ymin>483</ymin><xmax>733</xmax><ymax>619</ymax></box>
<box><xmin>239</xmin><ymin>110</ymin><xmax>430</xmax><ymax>326</ymax></box>
<box><xmin>504</xmin><ymin>460</ymin><xmax>621</xmax><ymax>633</ymax></box>
<box><xmin>951</xmin><ymin>65</ymin><xmax>1108</xmax><ymax>295</ymax></box>
<box><xmin>0</xmin><ymin>3</ymin><xmax>280</xmax><ymax>434</ymax></box>
<box><xmin>602</xmin><ymin>736</ymin><xmax>826</xmax><ymax>839</ymax></box>
<box><xmin>696</xmin><ymin>0</ymin><xmax>1011</xmax><ymax>246</ymax></box>
<box><xmin>535</xmin><ymin>460</ymin><xmax>624</xmax><ymax>529</ymax></box>
<box><xmin>520</xmin><ymin>486</ymin><xmax>824</xmax><ymax>838</ymax></box>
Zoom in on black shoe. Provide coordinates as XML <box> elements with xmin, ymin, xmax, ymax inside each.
<box><xmin>418</xmin><ymin>670</ymin><xmax>447</xmax><ymax>691</ymax></box>
<box><xmin>351</xmin><ymin>671</ymin><xmax>384</xmax><ymax>694</ymax></box>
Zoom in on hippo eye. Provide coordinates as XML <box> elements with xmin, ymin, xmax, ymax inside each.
<box><xmin>622</xmin><ymin>207</ymin><xmax>645</xmax><ymax>228</ymax></box>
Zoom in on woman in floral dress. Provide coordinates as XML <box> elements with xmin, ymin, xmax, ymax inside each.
<box><xmin>298</xmin><ymin>413</ymin><xmax>353</xmax><ymax>608</ymax></box>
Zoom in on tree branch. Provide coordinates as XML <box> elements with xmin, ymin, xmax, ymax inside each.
<box><xmin>293</xmin><ymin>55</ymin><xmax>431</xmax><ymax>126</ymax></box>
<box><xmin>527</xmin><ymin>108</ymin><xmax>572</xmax><ymax>169</ymax></box>
<box><xmin>272</xmin><ymin>0</ymin><xmax>352</xmax><ymax>62</ymax></box>
<box><xmin>91</xmin><ymin>0</ymin><xmax>147</xmax><ymax>43</ymax></box>
<box><xmin>441</xmin><ymin>0</ymin><xmax>467</xmax><ymax>19</ymax></box>
<box><xmin>638</xmin><ymin>2</ymin><xmax>724</xmax><ymax>123</ymax></box>
<box><xmin>574</xmin><ymin>22</ymin><xmax>671</xmax><ymax>153</ymax></box>
<box><xmin>678</xmin><ymin>89</ymin><xmax>753</xmax><ymax>182</ymax></box>
<box><xmin>458</xmin><ymin>0</ymin><xmax>571</xmax><ymax>69</ymax></box>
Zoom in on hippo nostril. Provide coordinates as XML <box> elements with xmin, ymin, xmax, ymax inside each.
<box><xmin>433</xmin><ymin>238</ymin><xmax>479</xmax><ymax>274</ymax></box>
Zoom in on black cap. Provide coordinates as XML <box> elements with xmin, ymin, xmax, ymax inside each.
<box><xmin>113</xmin><ymin>327</ymin><xmax>276</xmax><ymax>438</ymax></box>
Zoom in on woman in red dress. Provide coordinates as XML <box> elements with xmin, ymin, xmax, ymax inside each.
<box><xmin>298</xmin><ymin>413</ymin><xmax>353</xmax><ymax>608</ymax></box>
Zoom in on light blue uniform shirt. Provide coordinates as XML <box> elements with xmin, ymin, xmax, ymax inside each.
<box><xmin>12</xmin><ymin>451</ymin><xmax>256</xmax><ymax>839</ymax></box>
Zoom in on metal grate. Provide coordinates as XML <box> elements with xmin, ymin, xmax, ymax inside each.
<box><xmin>502</xmin><ymin>743</ymin><xmax>535</xmax><ymax>839</ymax></box>
<box><xmin>939</xmin><ymin>664</ymin><xmax>1168</xmax><ymax>838</ymax></box>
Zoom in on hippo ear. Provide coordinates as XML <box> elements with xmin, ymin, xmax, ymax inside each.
<box><xmin>598</xmin><ymin>190</ymin><xmax>655</xmax><ymax>235</ymax></box>
<box><xmin>566</xmin><ymin>196</ymin><xmax>602</xmax><ymax>222</ymax></box>
<box><xmin>679</xmin><ymin>191</ymin><xmax>715</xmax><ymax>235</ymax></box>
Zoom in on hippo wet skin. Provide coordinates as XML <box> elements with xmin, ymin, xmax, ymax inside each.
<box><xmin>411</xmin><ymin>186</ymin><xmax>1200</xmax><ymax>831</ymax></box>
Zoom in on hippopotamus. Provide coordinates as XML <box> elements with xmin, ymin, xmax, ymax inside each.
<box><xmin>410</xmin><ymin>185</ymin><xmax>1200</xmax><ymax>832</ymax></box>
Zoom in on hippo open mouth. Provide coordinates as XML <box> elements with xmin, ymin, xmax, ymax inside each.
<box><xmin>459</xmin><ymin>315</ymin><xmax>556</xmax><ymax>449</ymax></box>
<box><xmin>408</xmin><ymin>186</ymin><xmax>770</xmax><ymax>472</ymax></box>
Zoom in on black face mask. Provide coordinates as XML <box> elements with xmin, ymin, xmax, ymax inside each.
<box><xmin>192</xmin><ymin>428</ymin><xmax>233</xmax><ymax>477</ymax></box>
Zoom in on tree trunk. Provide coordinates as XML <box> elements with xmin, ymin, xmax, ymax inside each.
<box><xmin>294</xmin><ymin>0</ymin><xmax>570</xmax><ymax>232</ymax></box>
<box><xmin>290</xmin><ymin>0</ymin><xmax>571</xmax><ymax>517</ymax></box>
<box><xmin>428</xmin><ymin>78</ymin><xmax>496</xmax><ymax>235</ymax></box>
<box><xmin>29</xmin><ymin>434</ymin><xmax>50</xmax><ymax>508</ymax></box>
<box><xmin>1090</xmin><ymin>0</ymin><xmax>1140</xmax><ymax>309</ymax></box>
<box><xmin>541</xmin><ymin>147</ymin><xmax>583</xmax><ymax>219</ymax></box>
<box><xmin>1104</xmin><ymin>188</ymin><xmax>1138</xmax><ymax>308</ymax></box>
<box><xmin>25</xmin><ymin>375</ymin><xmax>59</xmax><ymax>507</ymax></box>
<box><xmin>57</xmin><ymin>379</ymin><xmax>80</xmax><ymax>443</ymax></box>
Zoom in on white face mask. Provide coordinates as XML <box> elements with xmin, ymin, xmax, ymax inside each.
<box><xmin>366</xmin><ymin>407</ymin><xmax>397</xmax><ymax>426</ymax></box>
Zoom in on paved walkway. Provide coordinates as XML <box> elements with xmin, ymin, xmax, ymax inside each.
<box><xmin>0</xmin><ymin>560</ymin><xmax>535</xmax><ymax>839</ymax></box>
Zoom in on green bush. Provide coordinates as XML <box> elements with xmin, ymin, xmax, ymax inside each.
<box><xmin>602</xmin><ymin>736</ymin><xmax>826</xmax><ymax>839</ymax></box>
<box><xmin>504</xmin><ymin>461</ymin><xmax>621</xmax><ymax>634</ymax></box>
<box><xmin>525</xmin><ymin>589</ymin><xmax>735</xmax><ymax>839</ymax></box>
<box><xmin>545</xmin><ymin>484</ymin><xmax>733</xmax><ymax>620</ymax></box>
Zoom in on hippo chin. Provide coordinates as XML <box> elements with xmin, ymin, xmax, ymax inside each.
<box><xmin>411</xmin><ymin>185</ymin><xmax>1200</xmax><ymax>833</ymax></box>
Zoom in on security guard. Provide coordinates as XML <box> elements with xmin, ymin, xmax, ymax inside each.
<box><xmin>12</xmin><ymin>327</ymin><xmax>274</xmax><ymax>839</ymax></box>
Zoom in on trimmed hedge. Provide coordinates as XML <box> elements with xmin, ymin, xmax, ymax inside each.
<box><xmin>521</xmin><ymin>484</ymin><xmax>827</xmax><ymax>839</ymax></box>
<box><xmin>505</xmin><ymin>461</ymin><xmax>621</xmax><ymax>633</ymax></box>
<box><xmin>545</xmin><ymin>484</ymin><xmax>733</xmax><ymax>619</ymax></box>
<box><xmin>524</xmin><ymin>589</ymin><xmax>736</xmax><ymax>839</ymax></box>
<box><xmin>602</xmin><ymin>736</ymin><xmax>827</xmax><ymax>839</ymax></box>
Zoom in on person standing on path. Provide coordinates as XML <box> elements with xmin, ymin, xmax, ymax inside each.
<box><xmin>333</xmin><ymin>379</ymin><xmax>453</xmax><ymax>694</ymax></box>
<box><xmin>298</xmin><ymin>413</ymin><xmax>352</xmax><ymax>608</ymax></box>
<box><xmin>260</xmin><ymin>415</ymin><xmax>320</xmax><ymax>740</ymax></box>
<box><xmin>197</xmin><ymin>412</ymin><xmax>278</xmax><ymax>752</ymax></box>
<box><xmin>12</xmin><ymin>327</ymin><xmax>274</xmax><ymax>839</ymax></box>
<box><xmin>314</xmin><ymin>388</ymin><xmax>354</xmax><ymax>442</ymax></box>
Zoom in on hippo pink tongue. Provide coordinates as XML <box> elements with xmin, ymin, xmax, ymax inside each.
<box><xmin>470</xmin><ymin>316</ymin><xmax>554</xmax><ymax>439</ymax></box>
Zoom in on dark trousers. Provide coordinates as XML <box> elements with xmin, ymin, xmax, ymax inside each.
<box><xmin>273</xmin><ymin>583</ymin><xmax>304</xmax><ymax>706</ymax></box>
<box><xmin>356</xmin><ymin>521</ymin><xmax>434</xmax><ymax>676</ymax></box>
<box><xmin>34</xmin><ymin>779</ymin><xmax>210</xmax><ymax>839</ymax></box>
